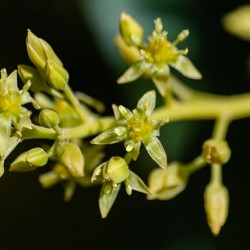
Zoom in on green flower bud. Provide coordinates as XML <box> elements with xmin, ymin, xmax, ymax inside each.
<box><xmin>58</xmin><ymin>143</ymin><xmax>84</xmax><ymax>178</ymax></box>
<box><xmin>114</xmin><ymin>35</ymin><xmax>141</xmax><ymax>65</ymax></box>
<box><xmin>10</xmin><ymin>147</ymin><xmax>48</xmax><ymax>172</ymax></box>
<box><xmin>104</xmin><ymin>156</ymin><xmax>129</xmax><ymax>184</ymax></box>
<box><xmin>26</xmin><ymin>30</ymin><xmax>47</xmax><ymax>73</ymax></box>
<box><xmin>18</xmin><ymin>64</ymin><xmax>47</xmax><ymax>92</ymax></box>
<box><xmin>204</xmin><ymin>183</ymin><xmax>229</xmax><ymax>236</ymax></box>
<box><xmin>39</xmin><ymin>171</ymin><xmax>62</xmax><ymax>188</ymax></box>
<box><xmin>38</xmin><ymin>109</ymin><xmax>60</xmax><ymax>128</ymax></box>
<box><xmin>26</xmin><ymin>30</ymin><xmax>63</xmax><ymax>74</ymax></box>
<box><xmin>120</xmin><ymin>12</ymin><xmax>143</xmax><ymax>46</ymax></box>
<box><xmin>26</xmin><ymin>148</ymin><xmax>48</xmax><ymax>167</ymax></box>
<box><xmin>45</xmin><ymin>59</ymin><xmax>69</xmax><ymax>90</ymax></box>
<box><xmin>147</xmin><ymin>163</ymin><xmax>188</xmax><ymax>200</ymax></box>
<box><xmin>202</xmin><ymin>139</ymin><xmax>231</xmax><ymax>165</ymax></box>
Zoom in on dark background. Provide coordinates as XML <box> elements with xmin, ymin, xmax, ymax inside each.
<box><xmin>0</xmin><ymin>0</ymin><xmax>250</xmax><ymax>249</ymax></box>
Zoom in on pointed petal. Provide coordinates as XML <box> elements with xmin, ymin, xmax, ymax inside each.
<box><xmin>99</xmin><ymin>182</ymin><xmax>121</xmax><ymax>218</ymax></box>
<box><xmin>0</xmin><ymin>118</ymin><xmax>11</xmax><ymax>157</ymax></box>
<box><xmin>137</xmin><ymin>90</ymin><xmax>156</xmax><ymax>116</ymax></box>
<box><xmin>117</xmin><ymin>61</ymin><xmax>150</xmax><ymax>84</ymax></box>
<box><xmin>125</xmin><ymin>170</ymin><xmax>150</xmax><ymax>195</ymax></box>
<box><xmin>144</xmin><ymin>136</ymin><xmax>167</xmax><ymax>168</ymax></box>
<box><xmin>91</xmin><ymin>127</ymin><xmax>127</xmax><ymax>145</ymax></box>
<box><xmin>7</xmin><ymin>70</ymin><xmax>19</xmax><ymax>91</ymax></box>
<box><xmin>152</xmin><ymin>65</ymin><xmax>170</xmax><ymax>97</ymax></box>
<box><xmin>171</xmin><ymin>55</ymin><xmax>202</xmax><ymax>79</ymax></box>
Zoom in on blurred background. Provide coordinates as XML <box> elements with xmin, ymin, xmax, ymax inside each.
<box><xmin>0</xmin><ymin>0</ymin><xmax>250</xmax><ymax>249</ymax></box>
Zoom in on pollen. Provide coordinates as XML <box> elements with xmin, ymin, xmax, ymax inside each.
<box><xmin>0</xmin><ymin>91</ymin><xmax>21</xmax><ymax>117</ymax></box>
<box><xmin>143</xmin><ymin>33</ymin><xmax>176</xmax><ymax>65</ymax></box>
<box><xmin>127</xmin><ymin>112</ymin><xmax>153</xmax><ymax>142</ymax></box>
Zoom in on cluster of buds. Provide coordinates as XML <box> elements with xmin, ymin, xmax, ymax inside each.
<box><xmin>116</xmin><ymin>12</ymin><xmax>202</xmax><ymax>96</ymax></box>
<box><xmin>19</xmin><ymin>30</ymin><xmax>69</xmax><ymax>92</ymax></box>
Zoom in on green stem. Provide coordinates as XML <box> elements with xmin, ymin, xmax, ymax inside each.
<box><xmin>186</xmin><ymin>156</ymin><xmax>207</xmax><ymax>174</ymax></box>
<box><xmin>211</xmin><ymin>163</ymin><xmax>222</xmax><ymax>185</ymax></box>
<box><xmin>63</xmin><ymin>84</ymin><xmax>90</xmax><ymax>122</ymax></box>
<box><xmin>152</xmin><ymin>93</ymin><xmax>250</xmax><ymax>122</ymax></box>
<box><xmin>21</xmin><ymin>117</ymin><xmax>115</xmax><ymax>140</ymax></box>
<box><xmin>212</xmin><ymin>115</ymin><xmax>230</xmax><ymax>140</ymax></box>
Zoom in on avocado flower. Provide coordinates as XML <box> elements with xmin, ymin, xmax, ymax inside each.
<box><xmin>91</xmin><ymin>90</ymin><xmax>168</xmax><ymax>169</ymax></box>
<box><xmin>116</xmin><ymin>12</ymin><xmax>202</xmax><ymax>96</ymax></box>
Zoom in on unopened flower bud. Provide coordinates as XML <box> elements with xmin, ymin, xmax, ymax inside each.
<box><xmin>147</xmin><ymin>162</ymin><xmax>188</xmax><ymax>200</ymax></box>
<box><xmin>39</xmin><ymin>171</ymin><xmax>61</xmax><ymax>188</ymax></box>
<box><xmin>202</xmin><ymin>139</ymin><xmax>231</xmax><ymax>165</ymax></box>
<box><xmin>18</xmin><ymin>64</ymin><xmax>47</xmax><ymax>92</ymax></box>
<box><xmin>204</xmin><ymin>183</ymin><xmax>229</xmax><ymax>236</ymax></box>
<box><xmin>104</xmin><ymin>156</ymin><xmax>129</xmax><ymax>184</ymax></box>
<box><xmin>26</xmin><ymin>147</ymin><xmax>48</xmax><ymax>167</ymax></box>
<box><xmin>10</xmin><ymin>147</ymin><xmax>48</xmax><ymax>172</ymax></box>
<box><xmin>39</xmin><ymin>109</ymin><xmax>60</xmax><ymax>128</ymax></box>
<box><xmin>114</xmin><ymin>35</ymin><xmax>141</xmax><ymax>65</ymax></box>
<box><xmin>26</xmin><ymin>30</ymin><xmax>63</xmax><ymax>74</ymax></box>
<box><xmin>120</xmin><ymin>12</ymin><xmax>143</xmax><ymax>46</ymax></box>
<box><xmin>58</xmin><ymin>143</ymin><xmax>84</xmax><ymax>178</ymax></box>
<box><xmin>45</xmin><ymin>59</ymin><xmax>69</xmax><ymax>90</ymax></box>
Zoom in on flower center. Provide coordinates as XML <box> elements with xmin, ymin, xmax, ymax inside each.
<box><xmin>0</xmin><ymin>90</ymin><xmax>21</xmax><ymax>118</ymax></box>
<box><xmin>143</xmin><ymin>33</ymin><xmax>176</xmax><ymax>65</ymax></box>
<box><xmin>127</xmin><ymin>110</ymin><xmax>153</xmax><ymax>142</ymax></box>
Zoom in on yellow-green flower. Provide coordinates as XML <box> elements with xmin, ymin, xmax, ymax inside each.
<box><xmin>0</xmin><ymin>69</ymin><xmax>38</xmax><ymax>157</ymax></box>
<box><xmin>91</xmin><ymin>90</ymin><xmax>168</xmax><ymax>168</ymax></box>
<box><xmin>116</xmin><ymin>13</ymin><xmax>202</xmax><ymax>96</ymax></box>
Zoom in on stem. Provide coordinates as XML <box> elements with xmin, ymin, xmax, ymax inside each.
<box><xmin>212</xmin><ymin>115</ymin><xmax>230</xmax><ymax>140</ymax></box>
<box><xmin>187</xmin><ymin>156</ymin><xmax>207</xmax><ymax>174</ymax></box>
<box><xmin>211</xmin><ymin>163</ymin><xmax>222</xmax><ymax>185</ymax></box>
<box><xmin>63</xmin><ymin>84</ymin><xmax>90</xmax><ymax>122</ymax></box>
<box><xmin>21</xmin><ymin>117</ymin><xmax>115</xmax><ymax>140</ymax></box>
<box><xmin>152</xmin><ymin>93</ymin><xmax>250</xmax><ymax>122</ymax></box>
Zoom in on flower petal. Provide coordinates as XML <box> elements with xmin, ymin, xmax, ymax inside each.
<box><xmin>144</xmin><ymin>136</ymin><xmax>167</xmax><ymax>169</ymax></box>
<box><xmin>152</xmin><ymin>65</ymin><xmax>170</xmax><ymax>97</ymax></box>
<box><xmin>125</xmin><ymin>170</ymin><xmax>150</xmax><ymax>195</ymax></box>
<box><xmin>91</xmin><ymin>126</ymin><xmax>127</xmax><ymax>145</ymax></box>
<box><xmin>136</xmin><ymin>90</ymin><xmax>156</xmax><ymax>116</ymax></box>
<box><xmin>170</xmin><ymin>55</ymin><xmax>202</xmax><ymax>79</ymax></box>
<box><xmin>99</xmin><ymin>182</ymin><xmax>121</xmax><ymax>218</ymax></box>
<box><xmin>117</xmin><ymin>61</ymin><xmax>150</xmax><ymax>84</ymax></box>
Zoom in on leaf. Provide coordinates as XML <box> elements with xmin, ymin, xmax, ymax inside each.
<box><xmin>171</xmin><ymin>55</ymin><xmax>202</xmax><ymax>80</ymax></box>
<box><xmin>125</xmin><ymin>170</ymin><xmax>150</xmax><ymax>195</ymax></box>
<box><xmin>99</xmin><ymin>182</ymin><xmax>121</xmax><ymax>218</ymax></box>
<box><xmin>117</xmin><ymin>61</ymin><xmax>150</xmax><ymax>84</ymax></box>
<box><xmin>144</xmin><ymin>136</ymin><xmax>167</xmax><ymax>169</ymax></box>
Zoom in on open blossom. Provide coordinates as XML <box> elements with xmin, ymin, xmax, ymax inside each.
<box><xmin>0</xmin><ymin>69</ymin><xmax>38</xmax><ymax>157</ymax></box>
<box><xmin>116</xmin><ymin>13</ymin><xmax>202</xmax><ymax>96</ymax></box>
<box><xmin>91</xmin><ymin>90</ymin><xmax>168</xmax><ymax>169</ymax></box>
